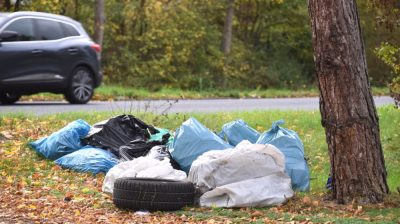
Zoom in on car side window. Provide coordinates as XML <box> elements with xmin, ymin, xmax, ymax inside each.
<box><xmin>36</xmin><ymin>19</ymin><xmax>65</xmax><ymax>40</ymax></box>
<box><xmin>3</xmin><ymin>18</ymin><xmax>36</xmax><ymax>41</ymax></box>
<box><xmin>62</xmin><ymin>23</ymin><xmax>80</xmax><ymax>37</ymax></box>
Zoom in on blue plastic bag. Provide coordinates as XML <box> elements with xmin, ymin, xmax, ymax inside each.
<box><xmin>222</xmin><ymin>119</ymin><xmax>260</xmax><ymax>146</ymax></box>
<box><xmin>212</xmin><ymin>131</ymin><xmax>226</xmax><ymax>142</ymax></box>
<box><xmin>169</xmin><ymin>117</ymin><xmax>234</xmax><ymax>173</ymax></box>
<box><xmin>256</xmin><ymin>119</ymin><xmax>310</xmax><ymax>191</ymax></box>
<box><xmin>29</xmin><ymin>120</ymin><xmax>90</xmax><ymax>160</ymax></box>
<box><xmin>55</xmin><ymin>146</ymin><xmax>118</xmax><ymax>174</ymax></box>
<box><xmin>326</xmin><ymin>172</ymin><xmax>332</xmax><ymax>191</ymax></box>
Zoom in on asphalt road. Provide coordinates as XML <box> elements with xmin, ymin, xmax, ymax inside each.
<box><xmin>0</xmin><ymin>96</ymin><xmax>395</xmax><ymax>116</ymax></box>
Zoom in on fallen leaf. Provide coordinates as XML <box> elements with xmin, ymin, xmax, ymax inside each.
<box><xmin>385</xmin><ymin>217</ymin><xmax>392</xmax><ymax>221</ymax></box>
<box><xmin>302</xmin><ymin>196</ymin><xmax>311</xmax><ymax>205</ymax></box>
<box><xmin>313</xmin><ymin>201</ymin><xmax>319</xmax><ymax>206</ymax></box>
<box><xmin>210</xmin><ymin>204</ymin><xmax>217</xmax><ymax>208</ymax></box>
<box><xmin>29</xmin><ymin>205</ymin><xmax>36</xmax><ymax>209</ymax></box>
<box><xmin>374</xmin><ymin>215</ymin><xmax>384</xmax><ymax>220</ymax></box>
<box><xmin>180</xmin><ymin>214</ymin><xmax>187</xmax><ymax>220</ymax></box>
<box><xmin>251</xmin><ymin>211</ymin><xmax>262</xmax><ymax>218</ymax></box>
<box><xmin>75</xmin><ymin>211</ymin><xmax>81</xmax><ymax>216</ymax></box>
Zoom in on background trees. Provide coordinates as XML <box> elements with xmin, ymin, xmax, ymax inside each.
<box><xmin>3</xmin><ymin>0</ymin><xmax>397</xmax><ymax>92</ymax></box>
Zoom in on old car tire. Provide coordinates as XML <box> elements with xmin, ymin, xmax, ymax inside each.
<box><xmin>64</xmin><ymin>66</ymin><xmax>94</xmax><ymax>104</ymax></box>
<box><xmin>113</xmin><ymin>178</ymin><xmax>194</xmax><ymax>211</ymax></box>
<box><xmin>0</xmin><ymin>93</ymin><xmax>21</xmax><ymax>105</ymax></box>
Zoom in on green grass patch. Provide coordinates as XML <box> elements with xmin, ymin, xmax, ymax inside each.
<box><xmin>18</xmin><ymin>85</ymin><xmax>391</xmax><ymax>101</ymax></box>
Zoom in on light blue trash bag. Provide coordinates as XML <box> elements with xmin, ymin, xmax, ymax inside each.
<box><xmin>222</xmin><ymin>119</ymin><xmax>260</xmax><ymax>146</ymax></box>
<box><xmin>29</xmin><ymin>120</ymin><xmax>90</xmax><ymax>160</ymax></box>
<box><xmin>256</xmin><ymin>119</ymin><xmax>310</xmax><ymax>191</ymax></box>
<box><xmin>55</xmin><ymin>146</ymin><xmax>118</xmax><ymax>174</ymax></box>
<box><xmin>169</xmin><ymin>117</ymin><xmax>234</xmax><ymax>173</ymax></box>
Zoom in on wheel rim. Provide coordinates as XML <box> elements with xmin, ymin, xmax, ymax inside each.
<box><xmin>72</xmin><ymin>69</ymin><xmax>93</xmax><ymax>101</ymax></box>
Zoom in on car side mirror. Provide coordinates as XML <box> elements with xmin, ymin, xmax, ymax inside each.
<box><xmin>0</xmin><ymin>31</ymin><xmax>18</xmax><ymax>42</ymax></box>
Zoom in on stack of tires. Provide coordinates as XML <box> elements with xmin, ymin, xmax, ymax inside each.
<box><xmin>113</xmin><ymin>178</ymin><xmax>195</xmax><ymax>211</ymax></box>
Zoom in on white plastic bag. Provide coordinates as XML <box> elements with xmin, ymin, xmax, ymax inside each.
<box><xmin>188</xmin><ymin>140</ymin><xmax>294</xmax><ymax>207</ymax></box>
<box><xmin>102</xmin><ymin>157</ymin><xmax>187</xmax><ymax>194</ymax></box>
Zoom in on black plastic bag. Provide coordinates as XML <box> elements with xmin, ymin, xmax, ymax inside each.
<box><xmin>145</xmin><ymin>145</ymin><xmax>181</xmax><ymax>170</ymax></box>
<box><xmin>81</xmin><ymin>115</ymin><xmax>159</xmax><ymax>156</ymax></box>
<box><xmin>119</xmin><ymin>133</ymin><xmax>170</xmax><ymax>162</ymax></box>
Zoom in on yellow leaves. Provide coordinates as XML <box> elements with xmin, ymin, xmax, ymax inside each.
<box><xmin>1</xmin><ymin>171</ymin><xmax>6</xmax><ymax>176</ymax></box>
<box><xmin>210</xmin><ymin>204</ymin><xmax>217</xmax><ymax>208</ymax></box>
<box><xmin>75</xmin><ymin>211</ymin><xmax>81</xmax><ymax>216</ymax></box>
<box><xmin>7</xmin><ymin>175</ymin><xmax>13</xmax><ymax>183</ymax></box>
<box><xmin>82</xmin><ymin>188</ymin><xmax>90</xmax><ymax>193</ymax></box>
<box><xmin>313</xmin><ymin>201</ymin><xmax>319</xmax><ymax>206</ymax></box>
<box><xmin>17</xmin><ymin>204</ymin><xmax>25</xmax><ymax>209</ymax></box>
<box><xmin>29</xmin><ymin>205</ymin><xmax>36</xmax><ymax>209</ymax></box>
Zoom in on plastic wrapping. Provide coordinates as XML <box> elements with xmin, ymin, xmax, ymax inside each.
<box><xmin>169</xmin><ymin>116</ymin><xmax>233</xmax><ymax>173</ymax></box>
<box><xmin>81</xmin><ymin>115</ymin><xmax>159</xmax><ymax>156</ymax></box>
<box><xmin>118</xmin><ymin>133</ymin><xmax>170</xmax><ymax>162</ymax></box>
<box><xmin>189</xmin><ymin>140</ymin><xmax>293</xmax><ymax>207</ymax></box>
<box><xmin>145</xmin><ymin>146</ymin><xmax>181</xmax><ymax>170</ymax></box>
<box><xmin>29</xmin><ymin>120</ymin><xmax>90</xmax><ymax>160</ymax></box>
<box><xmin>149</xmin><ymin>128</ymin><xmax>174</xmax><ymax>146</ymax></box>
<box><xmin>256</xmin><ymin>119</ymin><xmax>310</xmax><ymax>191</ymax></box>
<box><xmin>54</xmin><ymin>146</ymin><xmax>118</xmax><ymax>174</ymax></box>
<box><xmin>102</xmin><ymin>157</ymin><xmax>187</xmax><ymax>194</ymax></box>
<box><xmin>222</xmin><ymin>119</ymin><xmax>261</xmax><ymax>146</ymax></box>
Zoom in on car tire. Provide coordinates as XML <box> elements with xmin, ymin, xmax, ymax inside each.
<box><xmin>113</xmin><ymin>178</ymin><xmax>194</xmax><ymax>211</ymax></box>
<box><xmin>0</xmin><ymin>93</ymin><xmax>21</xmax><ymax>105</ymax></box>
<box><xmin>64</xmin><ymin>66</ymin><xmax>94</xmax><ymax>104</ymax></box>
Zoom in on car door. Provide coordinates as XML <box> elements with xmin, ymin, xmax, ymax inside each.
<box><xmin>35</xmin><ymin>18</ymin><xmax>83</xmax><ymax>89</ymax></box>
<box><xmin>0</xmin><ymin>18</ymin><xmax>45</xmax><ymax>91</ymax></box>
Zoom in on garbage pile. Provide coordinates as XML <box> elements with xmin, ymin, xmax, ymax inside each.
<box><xmin>29</xmin><ymin>114</ymin><xmax>310</xmax><ymax>209</ymax></box>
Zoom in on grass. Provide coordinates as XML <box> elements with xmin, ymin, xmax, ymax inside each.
<box><xmin>18</xmin><ymin>85</ymin><xmax>391</xmax><ymax>101</ymax></box>
<box><xmin>0</xmin><ymin>104</ymin><xmax>399</xmax><ymax>223</ymax></box>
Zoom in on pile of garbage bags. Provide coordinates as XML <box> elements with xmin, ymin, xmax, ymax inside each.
<box><xmin>30</xmin><ymin>115</ymin><xmax>176</xmax><ymax>175</ymax></box>
<box><xmin>29</xmin><ymin>113</ymin><xmax>310</xmax><ymax>208</ymax></box>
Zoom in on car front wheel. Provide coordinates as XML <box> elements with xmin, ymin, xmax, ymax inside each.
<box><xmin>64</xmin><ymin>67</ymin><xmax>94</xmax><ymax>104</ymax></box>
<box><xmin>0</xmin><ymin>93</ymin><xmax>21</xmax><ymax>105</ymax></box>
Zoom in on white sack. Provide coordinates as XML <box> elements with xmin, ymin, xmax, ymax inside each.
<box><xmin>188</xmin><ymin>140</ymin><xmax>294</xmax><ymax>207</ymax></box>
<box><xmin>102</xmin><ymin>157</ymin><xmax>187</xmax><ymax>194</ymax></box>
<box><xmin>200</xmin><ymin>173</ymin><xmax>293</xmax><ymax>208</ymax></box>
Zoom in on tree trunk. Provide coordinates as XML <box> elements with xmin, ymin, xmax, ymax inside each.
<box><xmin>0</xmin><ymin>0</ymin><xmax>4</xmax><ymax>12</ymax></box>
<box><xmin>94</xmin><ymin>0</ymin><xmax>105</xmax><ymax>54</ymax></box>
<box><xmin>13</xmin><ymin>0</ymin><xmax>20</xmax><ymax>12</ymax></box>
<box><xmin>308</xmin><ymin>0</ymin><xmax>389</xmax><ymax>204</ymax></box>
<box><xmin>221</xmin><ymin>0</ymin><xmax>235</xmax><ymax>89</ymax></box>
<box><xmin>74</xmin><ymin>0</ymin><xmax>79</xmax><ymax>20</ymax></box>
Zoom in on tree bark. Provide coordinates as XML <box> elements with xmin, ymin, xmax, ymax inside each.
<box><xmin>308</xmin><ymin>0</ymin><xmax>389</xmax><ymax>204</ymax></box>
<box><xmin>221</xmin><ymin>0</ymin><xmax>235</xmax><ymax>89</ymax></box>
<box><xmin>94</xmin><ymin>0</ymin><xmax>105</xmax><ymax>54</ymax></box>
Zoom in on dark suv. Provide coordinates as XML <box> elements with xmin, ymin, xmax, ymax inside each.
<box><xmin>0</xmin><ymin>12</ymin><xmax>102</xmax><ymax>104</ymax></box>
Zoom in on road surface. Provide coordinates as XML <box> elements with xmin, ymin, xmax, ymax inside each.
<box><xmin>0</xmin><ymin>96</ymin><xmax>395</xmax><ymax>116</ymax></box>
